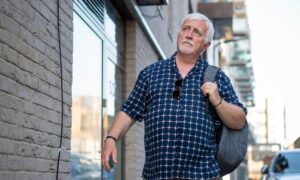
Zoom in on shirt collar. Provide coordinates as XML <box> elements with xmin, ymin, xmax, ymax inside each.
<box><xmin>169</xmin><ymin>52</ymin><xmax>208</xmax><ymax>78</ymax></box>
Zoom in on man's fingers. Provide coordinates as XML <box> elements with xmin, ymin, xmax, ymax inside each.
<box><xmin>112</xmin><ymin>150</ymin><xmax>118</xmax><ymax>163</ymax></box>
<box><xmin>102</xmin><ymin>140</ymin><xmax>118</xmax><ymax>172</ymax></box>
<box><xmin>103</xmin><ymin>152</ymin><xmax>111</xmax><ymax>171</ymax></box>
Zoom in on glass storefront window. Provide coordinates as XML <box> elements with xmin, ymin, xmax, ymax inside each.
<box><xmin>71</xmin><ymin>12</ymin><xmax>103</xmax><ymax>179</ymax></box>
<box><xmin>102</xmin><ymin>57</ymin><xmax>123</xmax><ymax>180</ymax></box>
<box><xmin>72</xmin><ymin>1</ymin><xmax>124</xmax><ymax>179</ymax></box>
<box><xmin>102</xmin><ymin>2</ymin><xmax>125</xmax><ymax>179</ymax></box>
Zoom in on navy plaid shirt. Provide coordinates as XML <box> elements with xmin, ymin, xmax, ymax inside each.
<box><xmin>121</xmin><ymin>53</ymin><xmax>247</xmax><ymax>179</ymax></box>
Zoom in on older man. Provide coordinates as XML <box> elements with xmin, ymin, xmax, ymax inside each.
<box><xmin>102</xmin><ymin>12</ymin><xmax>247</xmax><ymax>180</ymax></box>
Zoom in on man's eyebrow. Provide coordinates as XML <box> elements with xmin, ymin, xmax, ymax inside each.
<box><xmin>182</xmin><ymin>25</ymin><xmax>191</xmax><ymax>28</ymax></box>
<box><xmin>183</xmin><ymin>25</ymin><xmax>203</xmax><ymax>32</ymax></box>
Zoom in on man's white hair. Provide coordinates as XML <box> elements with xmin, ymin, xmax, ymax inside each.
<box><xmin>180</xmin><ymin>13</ymin><xmax>214</xmax><ymax>42</ymax></box>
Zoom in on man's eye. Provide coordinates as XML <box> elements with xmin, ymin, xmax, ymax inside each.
<box><xmin>194</xmin><ymin>29</ymin><xmax>201</xmax><ymax>36</ymax></box>
<box><xmin>183</xmin><ymin>27</ymin><xmax>191</xmax><ymax>31</ymax></box>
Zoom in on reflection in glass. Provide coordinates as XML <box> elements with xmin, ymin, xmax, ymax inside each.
<box><xmin>274</xmin><ymin>154</ymin><xmax>289</xmax><ymax>172</ymax></box>
<box><xmin>71</xmin><ymin>12</ymin><xmax>103</xmax><ymax>179</ymax></box>
<box><xmin>101</xmin><ymin>2</ymin><xmax>125</xmax><ymax>179</ymax></box>
<box><xmin>104</xmin><ymin>1</ymin><xmax>125</xmax><ymax>59</ymax></box>
<box><xmin>273</xmin><ymin>153</ymin><xmax>300</xmax><ymax>173</ymax></box>
<box><xmin>102</xmin><ymin>58</ymin><xmax>123</xmax><ymax>180</ymax></box>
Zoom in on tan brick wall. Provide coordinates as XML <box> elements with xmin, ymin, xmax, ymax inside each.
<box><xmin>124</xmin><ymin>21</ymin><xmax>158</xmax><ymax>180</ymax></box>
<box><xmin>0</xmin><ymin>0</ymin><xmax>73</xmax><ymax>179</ymax></box>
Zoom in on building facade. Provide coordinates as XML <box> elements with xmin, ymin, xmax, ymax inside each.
<box><xmin>0</xmin><ymin>0</ymin><xmax>73</xmax><ymax>179</ymax></box>
<box><xmin>0</xmin><ymin>0</ymin><xmax>194</xmax><ymax>179</ymax></box>
<box><xmin>0</xmin><ymin>0</ymin><xmax>256</xmax><ymax>179</ymax></box>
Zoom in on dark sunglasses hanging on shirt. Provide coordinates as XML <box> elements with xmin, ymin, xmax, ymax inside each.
<box><xmin>173</xmin><ymin>79</ymin><xmax>183</xmax><ymax>100</ymax></box>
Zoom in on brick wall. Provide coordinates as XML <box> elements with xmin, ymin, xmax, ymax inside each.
<box><xmin>0</xmin><ymin>0</ymin><xmax>73</xmax><ymax>179</ymax></box>
<box><xmin>124</xmin><ymin>21</ymin><xmax>158</xmax><ymax>180</ymax></box>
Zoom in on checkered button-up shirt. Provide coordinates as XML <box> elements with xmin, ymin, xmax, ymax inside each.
<box><xmin>121</xmin><ymin>53</ymin><xmax>247</xmax><ymax>180</ymax></box>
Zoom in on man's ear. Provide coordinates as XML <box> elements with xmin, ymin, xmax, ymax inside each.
<box><xmin>201</xmin><ymin>42</ymin><xmax>211</xmax><ymax>54</ymax></box>
<box><xmin>204</xmin><ymin>41</ymin><xmax>211</xmax><ymax>50</ymax></box>
<box><xmin>201</xmin><ymin>42</ymin><xmax>211</xmax><ymax>55</ymax></box>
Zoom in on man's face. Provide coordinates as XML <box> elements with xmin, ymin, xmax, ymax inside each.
<box><xmin>177</xmin><ymin>19</ymin><xmax>211</xmax><ymax>56</ymax></box>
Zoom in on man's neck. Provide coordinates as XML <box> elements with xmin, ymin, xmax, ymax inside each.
<box><xmin>176</xmin><ymin>53</ymin><xmax>198</xmax><ymax>65</ymax></box>
<box><xmin>175</xmin><ymin>53</ymin><xmax>199</xmax><ymax>78</ymax></box>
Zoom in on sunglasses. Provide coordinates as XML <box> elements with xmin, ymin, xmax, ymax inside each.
<box><xmin>172</xmin><ymin>79</ymin><xmax>183</xmax><ymax>100</ymax></box>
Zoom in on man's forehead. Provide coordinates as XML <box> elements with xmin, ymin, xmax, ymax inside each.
<box><xmin>182</xmin><ymin>19</ymin><xmax>208</xmax><ymax>29</ymax></box>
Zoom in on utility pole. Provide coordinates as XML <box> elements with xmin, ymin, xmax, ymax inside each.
<box><xmin>283</xmin><ymin>104</ymin><xmax>287</xmax><ymax>148</ymax></box>
<box><xmin>265</xmin><ymin>98</ymin><xmax>269</xmax><ymax>144</ymax></box>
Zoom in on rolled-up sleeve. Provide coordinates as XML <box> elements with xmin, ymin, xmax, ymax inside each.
<box><xmin>120</xmin><ymin>69</ymin><xmax>149</xmax><ymax>122</ymax></box>
<box><xmin>216</xmin><ymin>70</ymin><xmax>248</xmax><ymax>115</ymax></box>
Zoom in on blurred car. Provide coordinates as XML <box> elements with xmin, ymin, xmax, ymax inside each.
<box><xmin>261</xmin><ymin>148</ymin><xmax>300</xmax><ymax>180</ymax></box>
<box><xmin>71</xmin><ymin>152</ymin><xmax>101</xmax><ymax>180</ymax></box>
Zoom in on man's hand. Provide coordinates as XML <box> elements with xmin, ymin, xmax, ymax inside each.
<box><xmin>200</xmin><ymin>81</ymin><xmax>221</xmax><ymax>106</ymax></box>
<box><xmin>201</xmin><ymin>82</ymin><xmax>246</xmax><ymax>129</ymax></box>
<box><xmin>101</xmin><ymin>111</ymin><xmax>135</xmax><ymax>171</ymax></box>
<box><xmin>102</xmin><ymin>138</ymin><xmax>118</xmax><ymax>172</ymax></box>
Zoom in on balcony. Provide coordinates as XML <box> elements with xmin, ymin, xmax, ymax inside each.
<box><xmin>229</xmin><ymin>57</ymin><xmax>251</xmax><ymax>66</ymax></box>
<box><xmin>230</xmin><ymin>66</ymin><xmax>253</xmax><ymax>80</ymax></box>
<box><xmin>198</xmin><ymin>2</ymin><xmax>234</xmax><ymax>39</ymax></box>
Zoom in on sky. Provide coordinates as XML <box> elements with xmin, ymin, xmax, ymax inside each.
<box><xmin>246</xmin><ymin>0</ymin><xmax>300</xmax><ymax>144</ymax></box>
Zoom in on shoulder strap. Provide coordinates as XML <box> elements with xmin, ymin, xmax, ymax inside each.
<box><xmin>204</xmin><ymin>65</ymin><xmax>219</xmax><ymax>120</ymax></box>
<box><xmin>204</xmin><ymin>65</ymin><xmax>219</xmax><ymax>82</ymax></box>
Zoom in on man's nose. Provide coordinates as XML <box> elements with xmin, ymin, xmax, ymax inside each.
<box><xmin>185</xmin><ymin>30</ymin><xmax>193</xmax><ymax>39</ymax></box>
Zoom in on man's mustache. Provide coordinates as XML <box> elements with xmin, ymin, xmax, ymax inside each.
<box><xmin>182</xmin><ymin>41</ymin><xmax>193</xmax><ymax>46</ymax></box>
